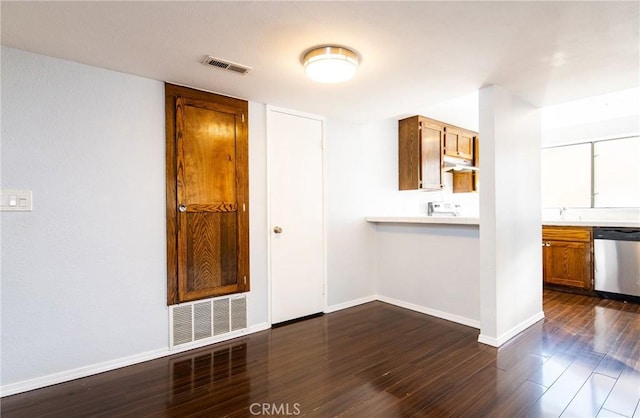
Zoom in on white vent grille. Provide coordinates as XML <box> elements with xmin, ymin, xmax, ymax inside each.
<box><xmin>172</xmin><ymin>305</ymin><xmax>193</xmax><ymax>346</ymax></box>
<box><xmin>170</xmin><ymin>294</ymin><xmax>247</xmax><ymax>349</ymax></box>
<box><xmin>231</xmin><ymin>297</ymin><xmax>247</xmax><ymax>330</ymax></box>
<box><xmin>214</xmin><ymin>298</ymin><xmax>230</xmax><ymax>335</ymax></box>
<box><xmin>193</xmin><ymin>301</ymin><xmax>212</xmax><ymax>340</ymax></box>
<box><xmin>202</xmin><ymin>56</ymin><xmax>252</xmax><ymax>75</ymax></box>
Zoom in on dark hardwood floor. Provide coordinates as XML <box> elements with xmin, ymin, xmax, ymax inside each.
<box><xmin>2</xmin><ymin>289</ymin><xmax>639</xmax><ymax>417</ymax></box>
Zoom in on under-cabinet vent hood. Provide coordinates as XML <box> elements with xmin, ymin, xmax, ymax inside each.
<box><xmin>442</xmin><ymin>155</ymin><xmax>478</xmax><ymax>172</ymax></box>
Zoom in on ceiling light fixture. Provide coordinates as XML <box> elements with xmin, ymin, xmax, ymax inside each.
<box><xmin>302</xmin><ymin>45</ymin><xmax>359</xmax><ymax>83</ymax></box>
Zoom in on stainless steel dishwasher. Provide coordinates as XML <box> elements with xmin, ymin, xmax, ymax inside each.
<box><xmin>593</xmin><ymin>227</ymin><xmax>640</xmax><ymax>297</ymax></box>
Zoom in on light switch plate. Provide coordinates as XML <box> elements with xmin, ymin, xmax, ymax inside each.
<box><xmin>1</xmin><ymin>189</ymin><xmax>33</xmax><ymax>211</ymax></box>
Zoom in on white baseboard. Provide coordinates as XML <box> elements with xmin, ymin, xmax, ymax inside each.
<box><xmin>7</xmin><ymin>299</ymin><xmax>538</xmax><ymax>396</ymax></box>
<box><xmin>0</xmin><ymin>322</ymin><xmax>270</xmax><ymax>398</ymax></box>
<box><xmin>478</xmin><ymin>311</ymin><xmax>545</xmax><ymax>347</ymax></box>
<box><xmin>376</xmin><ymin>295</ymin><xmax>481</xmax><ymax>329</ymax></box>
<box><xmin>324</xmin><ymin>295</ymin><xmax>377</xmax><ymax>313</ymax></box>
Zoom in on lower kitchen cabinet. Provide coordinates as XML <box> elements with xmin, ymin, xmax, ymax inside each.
<box><xmin>542</xmin><ymin>226</ymin><xmax>593</xmax><ymax>290</ymax></box>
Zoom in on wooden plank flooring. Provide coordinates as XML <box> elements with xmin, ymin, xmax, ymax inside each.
<box><xmin>2</xmin><ymin>289</ymin><xmax>639</xmax><ymax>417</ymax></box>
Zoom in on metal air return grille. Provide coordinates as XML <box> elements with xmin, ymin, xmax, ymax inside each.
<box><xmin>193</xmin><ymin>301</ymin><xmax>212</xmax><ymax>340</ymax></box>
<box><xmin>172</xmin><ymin>304</ymin><xmax>193</xmax><ymax>346</ymax></box>
<box><xmin>170</xmin><ymin>294</ymin><xmax>247</xmax><ymax>349</ymax></box>
<box><xmin>231</xmin><ymin>296</ymin><xmax>247</xmax><ymax>330</ymax></box>
<box><xmin>202</xmin><ymin>56</ymin><xmax>252</xmax><ymax>75</ymax></box>
<box><xmin>214</xmin><ymin>298</ymin><xmax>230</xmax><ymax>336</ymax></box>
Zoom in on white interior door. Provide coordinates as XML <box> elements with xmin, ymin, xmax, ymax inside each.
<box><xmin>268</xmin><ymin>107</ymin><xmax>325</xmax><ymax>324</ymax></box>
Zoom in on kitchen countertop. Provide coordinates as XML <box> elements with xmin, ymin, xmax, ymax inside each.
<box><xmin>366</xmin><ymin>216</ymin><xmax>639</xmax><ymax>228</ymax></box>
<box><xmin>542</xmin><ymin>219</ymin><xmax>640</xmax><ymax>228</ymax></box>
<box><xmin>366</xmin><ymin>216</ymin><xmax>480</xmax><ymax>226</ymax></box>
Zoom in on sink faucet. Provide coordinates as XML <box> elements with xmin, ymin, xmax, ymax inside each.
<box><xmin>559</xmin><ymin>207</ymin><xmax>567</xmax><ymax>218</ymax></box>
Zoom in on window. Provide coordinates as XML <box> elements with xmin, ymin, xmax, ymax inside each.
<box><xmin>541</xmin><ymin>143</ymin><xmax>591</xmax><ymax>208</ymax></box>
<box><xmin>542</xmin><ymin>136</ymin><xmax>640</xmax><ymax>208</ymax></box>
<box><xmin>593</xmin><ymin>137</ymin><xmax>640</xmax><ymax>207</ymax></box>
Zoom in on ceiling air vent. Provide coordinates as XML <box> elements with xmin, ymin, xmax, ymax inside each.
<box><xmin>202</xmin><ymin>56</ymin><xmax>252</xmax><ymax>75</ymax></box>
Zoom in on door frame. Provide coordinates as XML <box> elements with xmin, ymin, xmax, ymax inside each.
<box><xmin>265</xmin><ymin>105</ymin><xmax>327</xmax><ymax>325</ymax></box>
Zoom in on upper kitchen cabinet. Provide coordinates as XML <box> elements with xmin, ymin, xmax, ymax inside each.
<box><xmin>399</xmin><ymin>115</ymin><xmax>479</xmax><ymax>192</ymax></box>
<box><xmin>444</xmin><ymin>126</ymin><xmax>474</xmax><ymax>161</ymax></box>
<box><xmin>398</xmin><ymin>116</ymin><xmax>444</xmax><ymax>191</ymax></box>
<box><xmin>452</xmin><ymin>135</ymin><xmax>480</xmax><ymax>193</ymax></box>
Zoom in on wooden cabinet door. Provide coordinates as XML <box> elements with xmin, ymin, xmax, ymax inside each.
<box><xmin>452</xmin><ymin>134</ymin><xmax>479</xmax><ymax>193</ymax></box>
<box><xmin>443</xmin><ymin>127</ymin><xmax>460</xmax><ymax>158</ymax></box>
<box><xmin>419</xmin><ymin>119</ymin><xmax>444</xmax><ymax>190</ymax></box>
<box><xmin>457</xmin><ymin>131</ymin><xmax>474</xmax><ymax>160</ymax></box>
<box><xmin>444</xmin><ymin>127</ymin><xmax>473</xmax><ymax>160</ymax></box>
<box><xmin>165</xmin><ymin>84</ymin><xmax>249</xmax><ymax>305</ymax></box>
<box><xmin>543</xmin><ymin>240</ymin><xmax>592</xmax><ymax>289</ymax></box>
<box><xmin>398</xmin><ymin>116</ymin><xmax>443</xmax><ymax>190</ymax></box>
<box><xmin>398</xmin><ymin>116</ymin><xmax>421</xmax><ymax>190</ymax></box>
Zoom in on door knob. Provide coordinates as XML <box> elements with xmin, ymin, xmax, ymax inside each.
<box><xmin>273</xmin><ymin>226</ymin><xmax>283</xmax><ymax>234</ymax></box>
<box><xmin>178</xmin><ymin>204</ymin><xmax>187</xmax><ymax>212</ymax></box>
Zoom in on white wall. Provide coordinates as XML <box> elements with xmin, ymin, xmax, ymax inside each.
<box><xmin>1</xmin><ymin>47</ymin><xmax>167</xmax><ymax>385</ymax></box>
<box><xmin>478</xmin><ymin>85</ymin><xmax>543</xmax><ymax>346</ymax></box>
<box><xmin>375</xmin><ymin>224</ymin><xmax>480</xmax><ymax>326</ymax></box>
<box><xmin>325</xmin><ymin>120</ymin><xmax>382</xmax><ymax>309</ymax></box>
<box><xmin>368</xmin><ymin>99</ymin><xmax>482</xmax><ymax>218</ymax></box>
<box><xmin>357</xmin><ymin>112</ymin><xmax>481</xmax><ymax>325</ymax></box>
<box><xmin>0</xmin><ymin>47</ymin><xmax>270</xmax><ymax>389</ymax></box>
<box><xmin>541</xmin><ymin>87</ymin><xmax>640</xmax><ymax>146</ymax></box>
<box><xmin>247</xmin><ymin>102</ymin><xmax>269</xmax><ymax>326</ymax></box>
<box><xmin>0</xmin><ymin>47</ymin><xmax>381</xmax><ymax>392</ymax></box>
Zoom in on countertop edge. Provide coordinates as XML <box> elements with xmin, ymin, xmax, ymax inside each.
<box><xmin>542</xmin><ymin>220</ymin><xmax>640</xmax><ymax>228</ymax></box>
<box><xmin>365</xmin><ymin>216</ymin><xmax>480</xmax><ymax>226</ymax></box>
<box><xmin>365</xmin><ymin>216</ymin><xmax>640</xmax><ymax>228</ymax></box>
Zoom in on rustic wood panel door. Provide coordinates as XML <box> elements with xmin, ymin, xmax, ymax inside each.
<box><xmin>165</xmin><ymin>84</ymin><xmax>249</xmax><ymax>305</ymax></box>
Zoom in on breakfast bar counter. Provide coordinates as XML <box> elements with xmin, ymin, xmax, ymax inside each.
<box><xmin>366</xmin><ymin>215</ymin><xmax>481</xmax><ymax>328</ymax></box>
<box><xmin>366</xmin><ymin>216</ymin><xmax>480</xmax><ymax>226</ymax></box>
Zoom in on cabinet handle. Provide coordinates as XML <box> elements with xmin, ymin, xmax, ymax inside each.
<box><xmin>545</xmin><ymin>242</ymin><xmax>550</xmax><ymax>247</ymax></box>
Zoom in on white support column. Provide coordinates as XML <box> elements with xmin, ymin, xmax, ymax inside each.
<box><xmin>478</xmin><ymin>85</ymin><xmax>545</xmax><ymax>347</ymax></box>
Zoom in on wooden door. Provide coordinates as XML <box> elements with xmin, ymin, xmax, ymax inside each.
<box><xmin>268</xmin><ymin>107</ymin><xmax>324</xmax><ymax>324</ymax></box>
<box><xmin>165</xmin><ymin>84</ymin><xmax>249</xmax><ymax>305</ymax></box>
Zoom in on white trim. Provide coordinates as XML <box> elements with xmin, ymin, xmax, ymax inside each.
<box><xmin>377</xmin><ymin>295</ymin><xmax>481</xmax><ymax>329</ymax></box>
<box><xmin>0</xmin><ymin>322</ymin><xmax>270</xmax><ymax>398</ymax></box>
<box><xmin>324</xmin><ymin>295</ymin><xmax>377</xmax><ymax>313</ymax></box>
<box><xmin>478</xmin><ymin>311</ymin><xmax>545</xmax><ymax>347</ymax></box>
<box><xmin>8</xmin><ymin>294</ymin><xmax>539</xmax><ymax>397</ymax></box>
<box><xmin>265</xmin><ymin>105</ymin><xmax>273</xmax><ymax>326</ymax></box>
<box><xmin>265</xmin><ymin>106</ymin><xmax>327</xmax><ymax>326</ymax></box>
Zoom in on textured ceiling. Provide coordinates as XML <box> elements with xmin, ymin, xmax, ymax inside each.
<box><xmin>2</xmin><ymin>1</ymin><xmax>638</xmax><ymax>122</ymax></box>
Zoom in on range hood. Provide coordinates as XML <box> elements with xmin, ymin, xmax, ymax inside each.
<box><xmin>442</xmin><ymin>155</ymin><xmax>479</xmax><ymax>172</ymax></box>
